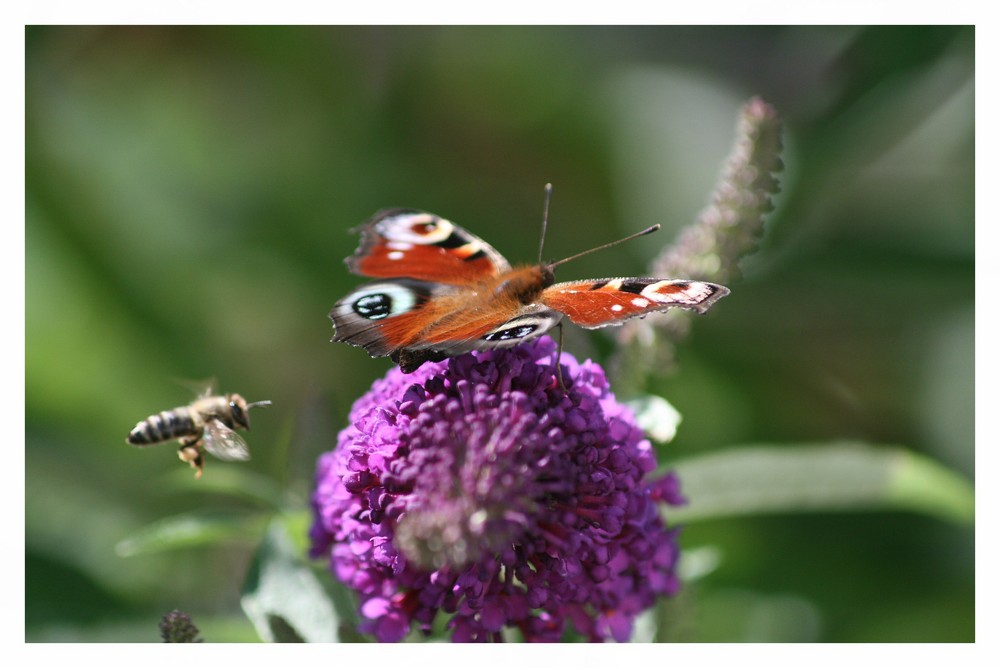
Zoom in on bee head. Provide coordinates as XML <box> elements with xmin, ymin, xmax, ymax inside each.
<box><xmin>228</xmin><ymin>393</ymin><xmax>272</xmax><ymax>430</ymax></box>
<box><xmin>228</xmin><ymin>394</ymin><xmax>251</xmax><ymax>429</ymax></box>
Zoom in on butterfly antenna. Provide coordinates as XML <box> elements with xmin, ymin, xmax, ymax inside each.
<box><xmin>549</xmin><ymin>224</ymin><xmax>661</xmax><ymax>269</ymax></box>
<box><xmin>246</xmin><ymin>400</ymin><xmax>272</xmax><ymax>410</ymax></box>
<box><xmin>537</xmin><ymin>183</ymin><xmax>553</xmax><ymax>264</ymax></box>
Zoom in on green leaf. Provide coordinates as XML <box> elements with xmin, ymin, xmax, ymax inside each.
<box><xmin>240</xmin><ymin>517</ymin><xmax>360</xmax><ymax>643</ymax></box>
<box><xmin>115</xmin><ymin>512</ymin><xmax>268</xmax><ymax>557</ymax></box>
<box><xmin>667</xmin><ymin>442</ymin><xmax>973</xmax><ymax>525</ymax></box>
<box><xmin>886</xmin><ymin>448</ymin><xmax>976</xmax><ymax>523</ymax></box>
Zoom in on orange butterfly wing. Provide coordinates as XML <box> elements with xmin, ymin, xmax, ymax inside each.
<box><xmin>541</xmin><ymin>278</ymin><xmax>729</xmax><ymax>328</ymax></box>
<box><xmin>347</xmin><ymin>209</ymin><xmax>510</xmax><ymax>284</ymax></box>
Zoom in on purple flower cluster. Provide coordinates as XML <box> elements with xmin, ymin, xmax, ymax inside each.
<box><xmin>309</xmin><ymin>338</ymin><xmax>685</xmax><ymax>642</ymax></box>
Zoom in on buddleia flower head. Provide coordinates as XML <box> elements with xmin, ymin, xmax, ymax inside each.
<box><xmin>309</xmin><ymin>337</ymin><xmax>685</xmax><ymax>642</ymax></box>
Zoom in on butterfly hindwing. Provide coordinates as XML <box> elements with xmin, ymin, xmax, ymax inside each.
<box><xmin>540</xmin><ymin>278</ymin><xmax>730</xmax><ymax>328</ymax></box>
<box><xmin>394</xmin><ymin>305</ymin><xmax>564</xmax><ymax>372</ymax></box>
<box><xmin>330</xmin><ymin>275</ymin><xmax>564</xmax><ymax>364</ymax></box>
<box><xmin>330</xmin><ymin>279</ymin><xmax>445</xmax><ymax>358</ymax></box>
<box><xmin>347</xmin><ymin>209</ymin><xmax>510</xmax><ymax>284</ymax></box>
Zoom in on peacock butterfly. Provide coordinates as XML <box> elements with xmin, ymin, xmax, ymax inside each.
<box><xmin>329</xmin><ymin>196</ymin><xmax>730</xmax><ymax>373</ymax></box>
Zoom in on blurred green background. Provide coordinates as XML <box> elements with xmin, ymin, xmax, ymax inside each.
<box><xmin>25</xmin><ymin>26</ymin><xmax>974</xmax><ymax>642</ymax></box>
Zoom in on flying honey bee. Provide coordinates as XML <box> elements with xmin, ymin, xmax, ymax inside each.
<box><xmin>127</xmin><ymin>391</ymin><xmax>272</xmax><ymax>478</ymax></box>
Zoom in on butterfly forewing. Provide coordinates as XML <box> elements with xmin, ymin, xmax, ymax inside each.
<box><xmin>541</xmin><ymin>278</ymin><xmax>730</xmax><ymax>328</ymax></box>
<box><xmin>348</xmin><ymin>209</ymin><xmax>510</xmax><ymax>284</ymax></box>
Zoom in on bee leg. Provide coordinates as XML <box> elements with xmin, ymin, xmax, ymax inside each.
<box><xmin>177</xmin><ymin>437</ymin><xmax>205</xmax><ymax>479</ymax></box>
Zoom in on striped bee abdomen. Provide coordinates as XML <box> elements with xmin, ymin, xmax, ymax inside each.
<box><xmin>128</xmin><ymin>407</ymin><xmax>196</xmax><ymax>446</ymax></box>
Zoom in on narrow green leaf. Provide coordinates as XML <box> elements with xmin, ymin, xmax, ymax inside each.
<box><xmin>667</xmin><ymin>442</ymin><xmax>974</xmax><ymax>525</ymax></box>
<box><xmin>115</xmin><ymin>512</ymin><xmax>268</xmax><ymax>557</ymax></box>
<box><xmin>241</xmin><ymin>517</ymin><xmax>358</xmax><ymax>643</ymax></box>
<box><xmin>887</xmin><ymin>448</ymin><xmax>975</xmax><ymax>523</ymax></box>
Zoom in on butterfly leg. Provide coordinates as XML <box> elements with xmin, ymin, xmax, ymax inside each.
<box><xmin>554</xmin><ymin>322</ymin><xmax>568</xmax><ymax>393</ymax></box>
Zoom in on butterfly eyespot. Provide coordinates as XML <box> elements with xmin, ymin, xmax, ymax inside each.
<box><xmin>353</xmin><ymin>293</ymin><xmax>394</xmax><ymax>320</ymax></box>
<box><xmin>339</xmin><ymin>283</ymin><xmax>422</xmax><ymax>324</ymax></box>
<box><xmin>484</xmin><ymin>324</ymin><xmax>538</xmax><ymax>342</ymax></box>
<box><xmin>376</xmin><ymin>213</ymin><xmax>455</xmax><ymax>245</ymax></box>
<box><xmin>479</xmin><ymin>311</ymin><xmax>562</xmax><ymax>347</ymax></box>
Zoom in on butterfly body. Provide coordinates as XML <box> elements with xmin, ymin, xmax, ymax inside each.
<box><xmin>330</xmin><ymin>209</ymin><xmax>729</xmax><ymax>373</ymax></box>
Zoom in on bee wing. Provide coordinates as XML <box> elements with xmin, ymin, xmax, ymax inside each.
<box><xmin>171</xmin><ymin>376</ymin><xmax>218</xmax><ymax>398</ymax></box>
<box><xmin>201</xmin><ymin>418</ymin><xmax>251</xmax><ymax>461</ymax></box>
